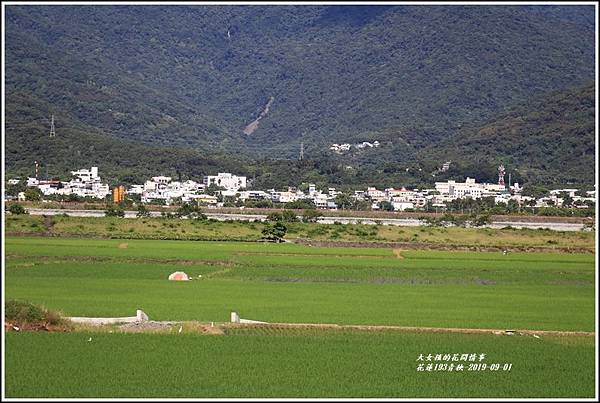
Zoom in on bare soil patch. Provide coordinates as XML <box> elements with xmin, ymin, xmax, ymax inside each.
<box><xmin>392</xmin><ymin>249</ymin><xmax>404</xmax><ymax>259</ymax></box>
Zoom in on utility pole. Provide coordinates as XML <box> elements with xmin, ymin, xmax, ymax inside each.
<box><xmin>49</xmin><ymin>114</ymin><xmax>56</xmax><ymax>137</ymax></box>
<box><xmin>299</xmin><ymin>142</ymin><xmax>304</xmax><ymax>161</ymax></box>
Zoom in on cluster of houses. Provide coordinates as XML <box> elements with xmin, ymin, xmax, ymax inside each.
<box><xmin>17</xmin><ymin>167</ymin><xmax>111</xmax><ymax>200</ymax></box>
<box><xmin>9</xmin><ymin>168</ymin><xmax>596</xmax><ymax>211</ymax></box>
<box><xmin>329</xmin><ymin>141</ymin><xmax>380</xmax><ymax>153</ymax></box>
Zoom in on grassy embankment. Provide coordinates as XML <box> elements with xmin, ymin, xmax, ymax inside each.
<box><xmin>5</xmin><ymin>214</ymin><xmax>595</xmax><ymax>251</ymax></box>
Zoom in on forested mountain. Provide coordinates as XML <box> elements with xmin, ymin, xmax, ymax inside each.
<box><xmin>418</xmin><ymin>83</ymin><xmax>596</xmax><ymax>186</ymax></box>
<box><xmin>4</xmin><ymin>5</ymin><xmax>596</xmax><ymax>187</ymax></box>
<box><xmin>4</xmin><ymin>93</ymin><xmax>252</xmax><ymax>185</ymax></box>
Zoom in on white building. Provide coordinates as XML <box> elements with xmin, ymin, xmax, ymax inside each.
<box><xmin>187</xmin><ymin>194</ymin><xmax>218</xmax><ymax>205</ymax></box>
<box><xmin>392</xmin><ymin>202</ymin><xmax>414</xmax><ymax>211</ymax></box>
<box><xmin>366</xmin><ymin>187</ymin><xmax>386</xmax><ymax>202</ymax></box>
<box><xmin>26</xmin><ymin>166</ymin><xmax>110</xmax><ymax>199</ymax></box>
<box><xmin>141</xmin><ymin>176</ymin><xmax>206</xmax><ymax>204</ymax></box>
<box><xmin>435</xmin><ymin>178</ymin><xmax>506</xmax><ymax>200</ymax></box>
<box><xmin>270</xmin><ymin>190</ymin><xmax>300</xmax><ymax>203</ymax></box>
<box><xmin>71</xmin><ymin>167</ymin><xmax>99</xmax><ymax>183</ymax></box>
<box><xmin>127</xmin><ymin>185</ymin><xmax>144</xmax><ymax>195</ymax></box>
<box><xmin>550</xmin><ymin>188</ymin><xmax>579</xmax><ymax>198</ymax></box>
<box><xmin>203</xmin><ymin>173</ymin><xmax>246</xmax><ymax>191</ymax></box>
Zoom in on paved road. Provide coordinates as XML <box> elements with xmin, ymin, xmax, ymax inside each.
<box><xmin>24</xmin><ymin>208</ymin><xmax>588</xmax><ymax>231</ymax></box>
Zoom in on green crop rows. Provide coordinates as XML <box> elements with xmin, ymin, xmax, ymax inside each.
<box><xmin>4</xmin><ymin>236</ymin><xmax>596</xmax><ymax>397</ymax></box>
<box><xmin>5</xmin><ymin>237</ymin><xmax>594</xmax><ymax>330</ymax></box>
<box><xmin>5</xmin><ymin>330</ymin><xmax>594</xmax><ymax>398</ymax></box>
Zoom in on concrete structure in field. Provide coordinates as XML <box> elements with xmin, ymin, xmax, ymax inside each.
<box><xmin>67</xmin><ymin>309</ymin><xmax>149</xmax><ymax>325</ymax></box>
<box><xmin>230</xmin><ymin>311</ymin><xmax>268</xmax><ymax>324</ymax></box>
<box><xmin>203</xmin><ymin>173</ymin><xmax>246</xmax><ymax>191</ymax></box>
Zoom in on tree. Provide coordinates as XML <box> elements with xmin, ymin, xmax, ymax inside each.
<box><xmin>5</xmin><ymin>183</ymin><xmax>26</xmax><ymax>197</ymax></box>
<box><xmin>136</xmin><ymin>204</ymin><xmax>151</xmax><ymax>218</ymax></box>
<box><xmin>351</xmin><ymin>199</ymin><xmax>372</xmax><ymax>211</ymax></box>
<box><xmin>245</xmin><ymin>199</ymin><xmax>273</xmax><ymax>208</ymax></box>
<box><xmin>379</xmin><ymin>201</ymin><xmax>394</xmax><ymax>211</ymax></box>
<box><xmin>285</xmin><ymin>199</ymin><xmax>316</xmax><ymax>209</ymax></box>
<box><xmin>105</xmin><ymin>205</ymin><xmax>125</xmax><ymax>217</ymax></box>
<box><xmin>8</xmin><ymin>204</ymin><xmax>27</xmax><ymax>215</ymax></box>
<box><xmin>522</xmin><ymin>185</ymin><xmax>549</xmax><ymax>199</ymax></box>
<box><xmin>176</xmin><ymin>203</ymin><xmax>207</xmax><ymax>219</ymax></box>
<box><xmin>334</xmin><ymin>193</ymin><xmax>352</xmax><ymax>210</ymax></box>
<box><xmin>506</xmin><ymin>199</ymin><xmax>520</xmax><ymax>214</ymax></box>
<box><xmin>261</xmin><ymin>222</ymin><xmax>287</xmax><ymax>242</ymax></box>
<box><xmin>266</xmin><ymin>212</ymin><xmax>283</xmax><ymax>221</ymax></box>
<box><xmin>469</xmin><ymin>213</ymin><xmax>491</xmax><ymax>227</ymax></box>
<box><xmin>65</xmin><ymin>193</ymin><xmax>82</xmax><ymax>202</ymax></box>
<box><xmin>561</xmin><ymin>194</ymin><xmax>574</xmax><ymax>208</ymax></box>
<box><xmin>302</xmin><ymin>209</ymin><xmax>323</xmax><ymax>223</ymax></box>
<box><xmin>281</xmin><ymin>209</ymin><xmax>298</xmax><ymax>222</ymax></box>
<box><xmin>24</xmin><ymin>188</ymin><xmax>42</xmax><ymax>201</ymax></box>
<box><xmin>205</xmin><ymin>183</ymin><xmax>225</xmax><ymax>196</ymax></box>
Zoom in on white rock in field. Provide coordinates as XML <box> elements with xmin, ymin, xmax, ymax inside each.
<box><xmin>168</xmin><ymin>271</ymin><xmax>190</xmax><ymax>281</ymax></box>
<box><xmin>13</xmin><ymin>326</ymin><xmax>20</xmax><ymax>331</ymax></box>
<box><xmin>178</xmin><ymin>326</ymin><xmax>183</xmax><ymax>333</ymax></box>
<box><xmin>533</xmin><ymin>334</ymin><xmax>540</xmax><ymax>339</ymax></box>
<box><xmin>87</xmin><ymin>337</ymin><xmax>92</xmax><ymax>342</ymax></box>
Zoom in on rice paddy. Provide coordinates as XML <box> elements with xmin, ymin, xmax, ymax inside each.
<box><xmin>3</xmin><ymin>235</ymin><xmax>596</xmax><ymax>397</ymax></box>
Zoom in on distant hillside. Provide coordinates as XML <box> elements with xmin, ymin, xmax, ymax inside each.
<box><xmin>4</xmin><ymin>93</ymin><xmax>251</xmax><ymax>185</ymax></box>
<box><xmin>419</xmin><ymin>83</ymin><xmax>596</xmax><ymax>186</ymax></box>
<box><xmin>5</xmin><ymin>5</ymin><xmax>595</xmax><ymax>160</ymax></box>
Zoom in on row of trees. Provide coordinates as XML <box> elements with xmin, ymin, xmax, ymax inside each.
<box><xmin>437</xmin><ymin>197</ymin><xmax>594</xmax><ymax>217</ymax></box>
<box><xmin>419</xmin><ymin>213</ymin><xmax>492</xmax><ymax>228</ymax></box>
<box><xmin>265</xmin><ymin>209</ymin><xmax>323</xmax><ymax>223</ymax></box>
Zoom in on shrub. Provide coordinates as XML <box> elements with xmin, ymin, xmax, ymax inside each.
<box><xmin>266</xmin><ymin>212</ymin><xmax>283</xmax><ymax>222</ymax></box>
<box><xmin>8</xmin><ymin>204</ymin><xmax>27</xmax><ymax>215</ymax></box>
<box><xmin>176</xmin><ymin>203</ymin><xmax>207</xmax><ymax>219</ymax></box>
<box><xmin>281</xmin><ymin>209</ymin><xmax>299</xmax><ymax>222</ymax></box>
<box><xmin>261</xmin><ymin>222</ymin><xmax>287</xmax><ymax>242</ymax></box>
<box><xmin>105</xmin><ymin>205</ymin><xmax>125</xmax><ymax>217</ymax></box>
<box><xmin>470</xmin><ymin>213</ymin><xmax>492</xmax><ymax>227</ymax></box>
<box><xmin>5</xmin><ymin>300</ymin><xmax>45</xmax><ymax>323</ymax></box>
<box><xmin>302</xmin><ymin>209</ymin><xmax>323</xmax><ymax>223</ymax></box>
<box><xmin>5</xmin><ymin>300</ymin><xmax>71</xmax><ymax>330</ymax></box>
<box><xmin>136</xmin><ymin>204</ymin><xmax>151</xmax><ymax>218</ymax></box>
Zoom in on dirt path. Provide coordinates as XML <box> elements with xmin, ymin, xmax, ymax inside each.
<box><xmin>392</xmin><ymin>249</ymin><xmax>404</xmax><ymax>259</ymax></box>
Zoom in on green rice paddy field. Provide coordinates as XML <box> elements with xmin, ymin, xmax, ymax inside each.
<box><xmin>4</xmin><ymin>236</ymin><xmax>597</xmax><ymax>397</ymax></box>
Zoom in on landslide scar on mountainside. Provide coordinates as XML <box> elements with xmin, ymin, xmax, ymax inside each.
<box><xmin>243</xmin><ymin>96</ymin><xmax>275</xmax><ymax>135</ymax></box>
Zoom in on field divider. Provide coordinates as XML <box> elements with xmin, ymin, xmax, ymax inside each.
<box><xmin>222</xmin><ymin>322</ymin><xmax>594</xmax><ymax>337</ymax></box>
